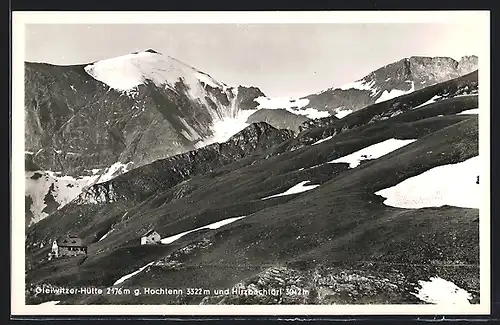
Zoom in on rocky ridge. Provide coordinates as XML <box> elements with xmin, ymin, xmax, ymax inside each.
<box><xmin>296</xmin><ymin>55</ymin><xmax>478</xmax><ymax>116</ymax></box>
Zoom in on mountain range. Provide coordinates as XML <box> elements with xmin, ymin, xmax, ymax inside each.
<box><xmin>24</xmin><ymin>51</ymin><xmax>478</xmax><ymax>226</ymax></box>
<box><xmin>24</xmin><ymin>50</ymin><xmax>481</xmax><ymax>306</ymax></box>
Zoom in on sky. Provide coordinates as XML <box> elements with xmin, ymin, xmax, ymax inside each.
<box><xmin>25</xmin><ymin>23</ymin><xmax>482</xmax><ymax>97</ymax></box>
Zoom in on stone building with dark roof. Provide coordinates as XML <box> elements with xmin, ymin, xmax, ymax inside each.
<box><xmin>51</xmin><ymin>235</ymin><xmax>87</xmax><ymax>258</ymax></box>
<box><xmin>140</xmin><ymin>229</ymin><xmax>161</xmax><ymax>245</ymax></box>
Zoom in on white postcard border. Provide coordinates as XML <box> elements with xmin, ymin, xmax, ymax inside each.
<box><xmin>11</xmin><ymin>10</ymin><xmax>491</xmax><ymax>316</ymax></box>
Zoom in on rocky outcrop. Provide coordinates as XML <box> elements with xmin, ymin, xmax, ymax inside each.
<box><xmin>458</xmin><ymin>56</ymin><xmax>479</xmax><ymax>76</ymax></box>
<box><xmin>234</xmin><ymin>86</ymin><xmax>266</xmax><ymax>111</ymax></box>
<box><xmin>198</xmin><ymin>266</ymin><xmax>416</xmax><ymax>305</ymax></box>
<box><xmin>72</xmin><ymin>122</ymin><xmax>294</xmax><ymax>206</ymax></box>
<box><xmin>246</xmin><ymin>109</ymin><xmax>309</xmax><ymax>133</ymax></box>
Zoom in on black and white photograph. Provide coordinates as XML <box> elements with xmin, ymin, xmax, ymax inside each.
<box><xmin>11</xmin><ymin>11</ymin><xmax>491</xmax><ymax>315</ymax></box>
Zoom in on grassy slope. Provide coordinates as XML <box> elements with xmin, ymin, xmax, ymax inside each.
<box><xmin>81</xmin><ymin>116</ymin><xmax>478</xmax><ymax>305</ymax></box>
<box><xmin>25</xmin><ymin>73</ymin><xmax>480</xmax><ymax>305</ymax></box>
<box><xmin>26</xmin><ymin>116</ymin><xmax>478</xmax><ymax>305</ymax></box>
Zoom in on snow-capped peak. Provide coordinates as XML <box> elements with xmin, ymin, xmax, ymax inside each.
<box><xmin>84</xmin><ymin>50</ymin><xmax>227</xmax><ymax>95</ymax></box>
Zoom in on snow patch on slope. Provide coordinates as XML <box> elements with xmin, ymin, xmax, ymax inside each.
<box><xmin>412</xmin><ymin>277</ymin><xmax>472</xmax><ymax>305</ymax></box>
<box><xmin>293</xmin><ymin>108</ymin><xmax>330</xmax><ymax>119</ymax></box>
<box><xmin>312</xmin><ymin>136</ymin><xmax>333</xmax><ymax>146</ymax></box>
<box><xmin>113</xmin><ymin>261</ymin><xmax>155</xmax><ymax>286</ymax></box>
<box><xmin>26</xmin><ymin>161</ymin><xmax>133</xmax><ymax>225</ymax></box>
<box><xmin>375</xmin><ymin>156</ymin><xmax>480</xmax><ymax>209</ymax></box>
<box><xmin>160</xmin><ymin>216</ymin><xmax>247</xmax><ymax>244</ymax></box>
<box><xmin>90</xmin><ymin>162</ymin><xmax>133</xmax><ymax>185</ymax></box>
<box><xmin>179</xmin><ymin>117</ymin><xmax>202</xmax><ymax>142</ymax></box>
<box><xmin>261</xmin><ymin>181</ymin><xmax>319</xmax><ymax>200</ymax></box>
<box><xmin>335</xmin><ymin>109</ymin><xmax>353</xmax><ymax>119</ymax></box>
<box><xmin>413</xmin><ymin>95</ymin><xmax>441</xmax><ymax>109</ymax></box>
<box><xmin>329</xmin><ymin>138</ymin><xmax>417</xmax><ymax>168</ymax></box>
<box><xmin>25</xmin><ymin>171</ymin><xmax>100</xmax><ymax>224</ymax></box>
<box><xmin>375</xmin><ymin>82</ymin><xmax>415</xmax><ymax>104</ymax></box>
<box><xmin>37</xmin><ymin>300</ymin><xmax>60</xmax><ymax>305</ymax></box>
<box><xmin>202</xmin><ymin>109</ymin><xmax>258</xmax><ymax>146</ymax></box>
<box><xmin>255</xmin><ymin>97</ymin><xmax>330</xmax><ymax>119</ymax></box>
<box><xmin>458</xmin><ymin>108</ymin><xmax>479</xmax><ymax>115</ymax></box>
<box><xmin>98</xmin><ymin>229</ymin><xmax>114</xmax><ymax>242</ymax></box>
<box><xmin>255</xmin><ymin>96</ymin><xmax>309</xmax><ymax>110</ymax></box>
<box><xmin>339</xmin><ymin>78</ymin><xmax>378</xmax><ymax>96</ymax></box>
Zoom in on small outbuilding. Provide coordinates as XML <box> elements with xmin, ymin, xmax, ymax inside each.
<box><xmin>140</xmin><ymin>230</ymin><xmax>161</xmax><ymax>245</ymax></box>
<box><xmin>51</xmin><ymin>235</ymin><xmax>87</xmax><ymax>258</ymax></box>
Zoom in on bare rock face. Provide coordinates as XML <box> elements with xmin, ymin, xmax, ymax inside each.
<box><xmin>408</xmin><ymin>56</ymin><xmax>460</xmax><ymax>86</ymax></box>
<box><xmin>458</xmin><ymin>55</ymin><xmax>479</xmax><ymax>76</ymax></box>
<box><xmin>198</xmin><ymin>266</ymin><xmax>414</xmax><ymax>305</ymax></box>
<box><xmin>235</xmin><ymin>86</ymin><xmax>266</xmax><ymax>111</ymax></box>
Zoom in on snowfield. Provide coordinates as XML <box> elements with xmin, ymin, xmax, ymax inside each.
<box><xmin>338</xmin><ymin>78</ymin><xmax>378</xmax><ymax>96</ymax></box>
<box><xmin>37</xmin><ymin>300</ymin><xmax>60</xmax><ymax>305</ymax></box>
<box><xmin>413</xmin><ymin>95</ymin><xmax>441</xmax><ymax>109</ymax></box>
<box><xmin>255</xmin><ymin>96</ymin><xmax>330</xmax><ymax>119</ymax></box>
<box><xmin>203</xmin><ymin>109</ymin><xmax>259</xmax><ymax>146</ymax></box>
<box><xmin>312</xmin><ymin>136</ymin><xmax>333</xmax><ymax>146</ymax></box>
<box><xmin>255</xmin><ymin>96</ymin><xmax>309</xmax><ymax>110</ymax></box>
<box><xmin>113</xmin><ymin>261</ymin><xmax>155</xmax><ymax>286</ymax></box>
<box><xmin>334</xmin><ymin>109</ymin><xmax>353</xmax><ymax>119</ymax></box>
<box><xmin>412</xmin><ymin>277</ymin><xmax>472</xmax><ymax>305</ymax></box>
<box><xmin>328</xmin><ymin>138</ymin><xmax>417</xmax><ymax>168</ymax></box>
<box><xmin>98</xmin><ymin>229</ymin><xmax>113</xmax><ymax>242</ymax></box>
<box><xmin>375</xmin><ymin>156</ymin><xmax>480</xmax><ymax>209</ymax></box>
<box><xmin>458</xmin><ymin>108</ymin><xmax>479</xmax><ymax>115</ymax></box>
<box><xmin>84</xmin><ymin>51</ymin><xmax>226</xmax><ymax>99</ymax></box>
<box><xmin>93</xmin><ymin>162</ymin><xmax>133</xmax><ymax>185</ymax></box>
<box><xmin>25</xmin><ymin>171</ymin><xmax>100</xmax><ymax>224</ymax></box>
<box><xmin>293</xmin><ymin>107</ymin><xmax>330</xmax><ymax>119</ymax></box>
<box><xmin>375</xmin><ymin>82</ymin><xmax>415</xmax><ymax>104</ymax></box>
<box><xmin>160</xmin><ymin>216</ymin><xmax>247</xmax><ymax>245</ymax></box>
<box><xmin>261</xmin><ymin>181</ymin><xmax>320</xmax><ymax>200</ymax></box>
<box><xmin>25</xmin><ymin>161</ymin><xmax>133</xmax><ymax>224</ymax></box>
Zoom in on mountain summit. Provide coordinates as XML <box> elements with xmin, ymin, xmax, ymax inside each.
<box><xmin>84</xmin><ymin>50</ymin><xmax>228</xmax><ymax>97</ymax></box>
<box><xmin>24</xmin><ymin>51</ymin><xmax>266</xmax><ymax>225</ymax></box>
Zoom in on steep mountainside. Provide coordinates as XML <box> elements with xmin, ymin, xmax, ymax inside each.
<box><xmin>25</xmin><ymin>71</ymin><xmax>480</xmax><ymax>305</ymax></box>
<box><xmin>255</xmin><ymin>55</ymin><xmax>478</xmax><ymax>119</ymax></box>
<box><xmin>25</xmin><ymin>50</ymin><xmax>266</xmax><ymax>176</ymax></box>
<box><xmin>24</xmin><ymin>50</ymin><xmax>266</xmax><ymax>225</ymax></box>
